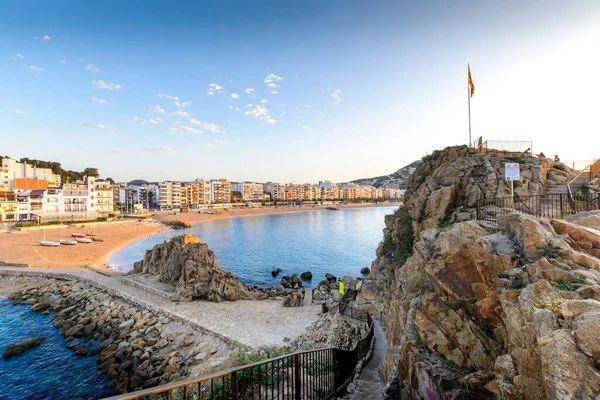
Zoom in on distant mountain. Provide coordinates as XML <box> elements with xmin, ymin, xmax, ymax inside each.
<box><xmin>128</xmin><ymin>179</ymin><xmax>155</xmax><ymax>185</ymax></box>
<box><xmin>351</xmin><ymin>160</ymin><xmax>420</xmax><ymax>189</ymax></box>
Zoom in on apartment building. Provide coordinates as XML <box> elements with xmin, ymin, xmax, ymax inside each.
<box><xmin>0</xmin><ymin>185</ymin><xmax>17</xmax><ymax>222</ymax></box>
<box><xmin>181</xmin><ymin>180</ymin><xmax>210</xmax><ymax>207</ymax></box>
<box><xmin>264</xmin><ymin>182</ymin><xmax>286</xmax><ymax>201</ymax></box>
<box><xmin>1</xmin><ymin>158</ymin><xmax>60</xmax><ymax>191</ymax></box>
<box><xmin>94</xmin><ymin>180</ymin><xmax>113</xmax><ymax>216</ymax></box>
<box><xmin>210</xmin><ymin>179</ymin><xmax>231</xmax><ymax>203</ymax></box>
<box><xmin>159</xmin><ymin>182</ymin><xmax>173</xmax><ymax>209</ymax></box>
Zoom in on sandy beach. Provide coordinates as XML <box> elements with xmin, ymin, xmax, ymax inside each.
<box><xmin>0</xmin><ymin>203</ymin><xmax>400</xmax><ymax>270</ymax></box>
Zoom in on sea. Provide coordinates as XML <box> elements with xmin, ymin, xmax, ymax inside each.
<box><xmin>0</xmin><ymin>296</ymin><xmax>115</xmax><ymax>400</ymax></box>
<box><xmin>108</xmin><ymin>206</ymin><xmax>397</xmax><ymax>286</ymax></box>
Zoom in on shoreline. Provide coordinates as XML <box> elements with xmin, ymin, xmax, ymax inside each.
<box><xmin>1</xmin><ymin>202</ymin><xmax>400</xmax><ymax>271</ymax></box>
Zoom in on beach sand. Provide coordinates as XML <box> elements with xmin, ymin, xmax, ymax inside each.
<box><xmin>0</xmin><ymin>203</ymin><xmax>400</xmax><ymax>270</ymax></box>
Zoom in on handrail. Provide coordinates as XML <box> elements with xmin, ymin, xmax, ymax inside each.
<box><xmin>104</xmin><ymin>305</ymin><xmax>374</xmax><ymax>400</ymax></box>
<box><xmin>567</xmin><ymin>164</ymin><xmax>592</xmax><ymax>200</ymax></box>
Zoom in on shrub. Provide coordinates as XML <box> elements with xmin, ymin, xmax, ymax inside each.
<box><xmin>497</xmin><ymin>272</ymin><xmax>510</xmax><ymax>279</ymax></box>
<box><xmin>511</xmin><ymin>278</ymin><xmax>527</xmax><ymax>289</ymax></box>
<box><xmin>554</xmin><ymin>279</ymin><xmax>574</xmax><ymax>292</ymax></box>
<box><xmin>537</xmin><ymin>245</ymin><xmax>562</xmax><ymax>259</ymax></box>
<box><xmin>571</xmin><ymin>275</ymin><xmax>585</xmax><ymax>284</ymax></box>
<box><xmin>469</xmin><ymin>298</ymin><xmax>477</xmax><ymax>305</ymax></box>
<box><xmin>479</xmin><ymin>322</ymin><xmax>494</xmax><ymax>338</ymax></box>
<box><xmin>447</xmin><ymin>299</ymin><xmax>463</xmax><ymax>311</ymax></box>
<box><xmin>576</xmin><ymin>261</ymin><xmax>590</xmax><ymax>269</ymax></box>
<box><xmin>534</xmin><ymin>298</ymin><xmax>563</xmax><ymax>315</ymax></box>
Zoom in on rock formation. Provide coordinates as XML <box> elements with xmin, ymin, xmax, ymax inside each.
<box><xmin>2</xmin><ymin>337</ymin><xmax>46</xmax><ymax>357</ymax></box>
<box><xmin>358</xmin><ymin>146</ymin><xmax>600</xmax><ymax>399</ymax></box>
<box><xmin>132</xmin><ymin>234</ymin><xmax>250</xmax><ymax>302</ymax></box>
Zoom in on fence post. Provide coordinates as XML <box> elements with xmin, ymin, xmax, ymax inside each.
<box><xmin>332</xmin><ymin>348</ymin><xmax>338</xmax><ymax>399</ymax></box>
<box><xmin>231</xmin><ymin>371</ymin><xmax>238</xmax><ymax>400</ymax></box>
<box><xmin>560</xmin><ymin>194</ymin><xmax>563</xmax><ymax>216</ymax></box>
<box><xmin>294</xmin><ymin>353</ymin><xmax>301</xmax><ymax>400</ymax></box>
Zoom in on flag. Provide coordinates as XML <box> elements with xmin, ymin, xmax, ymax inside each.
<box><xmin>468</xmin><ymin>65</ymin><xmax>475</xmax><ymax>97</ymax></box>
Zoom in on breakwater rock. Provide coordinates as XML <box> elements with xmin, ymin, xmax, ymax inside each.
<box><xmin>8</xmin><ymin>279</ymin><xmax>235</xmax><ymax>394</ymax></box>
<box><xmin>3</xmin><ymin>337</ymin><xmax>46</xmax><ymax>358</ymax></box>
<box><xmin>132</xmin><ymin>234</ymin><xmax>250</xmax><ymax>302</ymax></box>
<box><xmin>360</xmin><ymin>146</ymin><xmax>600</xmax><ymax>399</ymax></box>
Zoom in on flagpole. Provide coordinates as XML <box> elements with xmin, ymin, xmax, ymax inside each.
<box><xmin>468</xmin><ymin>64</ymin><xmax>472</xmax><ymax>147</ymax></box>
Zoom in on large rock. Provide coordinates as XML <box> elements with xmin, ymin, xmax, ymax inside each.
<box><xmin>132</xmin><ymin>234</ymin><xmax>250</xmax><ymax>302</ymax></box>
<box><xmin>3</xmin><ymin>337</ymin><xmax>46</xmax><ymax>357</ymax></box>
<box><xmin>572</xmin><ymin>311</ymin><xmax>600</xmax><ymax>360</ymax></box>
<box><xmin>283</xmin><ymin>292</ymin><xmax>303</xmax><ymax>307</ymax></box>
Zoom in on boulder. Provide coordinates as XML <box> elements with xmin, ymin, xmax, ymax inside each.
<box><xmin>132</xmin><ymin>234</ymin><xmax>250</xmax><ymax>302</ymax></box>
<box><xmin>271</xmin><ymin>268</ymin><xmax>282</xmax><ymax>277</ymax></box>
<box><xmin>360</xmin><ymin>267</ymin><xmax>370</xmax><ymax>274</ymax></box>
<box><xmin>300</xmin><ymin>271</ymin><xmax>312</xmax><ymax>281</ymax></box>
<box><xmin>572</xmin><ymin>311</ymin><xmax>600</xmax><ymax>359</ymax></box>
<box><xmin>283</xmin><ymin>292</ymin><xmax>303</xmax><ymax>307</ymax></box>
<box><xmin>325</xmin><ymin>273</ymin><xmax>337</xmax><ymax>283</ymax></box>
<box><xmin>3</xmin><ymin>337</ymin><xmax>46</xmax><ymax>357</ymax></box>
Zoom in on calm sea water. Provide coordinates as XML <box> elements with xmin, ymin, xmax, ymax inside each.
<box><xmin>0</xmin><ymin>296</ymin><xmax>115</xmax><ymax>400</ymax></box>
<box><xmin>109</xmin><ymin>206</ymin><xmax>397</xmax><ymax>286</ymax></box>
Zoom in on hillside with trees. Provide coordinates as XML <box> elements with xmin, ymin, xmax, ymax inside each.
<box><xmin>0</xmin><ymin>155</ymin><xmax>111</xmax><ymax>183</ymax></box>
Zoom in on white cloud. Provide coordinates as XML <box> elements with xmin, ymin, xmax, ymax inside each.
<box><xmin>231</xmin><ymin>93</ymin><xmax>239</xmax><ymax>99</ymax></box>
<box><xmin>270</xmin><ymin>91</ymin><xmax>279</xmax><ymax>95</ymax></box>
<box><xmin>42</xmin><ymin>35</ymin><xmax>51</xmax><ymax>40</ymax></box>
<box><xmin>58</xmin><ymin>60</ymin><xmax>67</xmax><ymax>64</ymax></box>
<box><xmin>189</xmin><ymin>118</ymin><xmax>222</xmax><ymax>133</ymax></box>
<box><xmin>15</xmin><ymin>109</ymin><xmax>29</xmax><ymax>114</ymax></box>
<box><xmin>169</xmin><ymin>125</ymin><xmax>202</xmax><ymax>134</ymax></box>
<box><xmin>228</xmin><ymin>105</ymin><xmax>241</xmax><ymax>112</ymax></box>
<box><xmin>141</xmin><ymin>146</ymin><xmax>174</xmax><ymax>153</ymax></box>
<box><xmin>132</xmin><ymin>116</ymin><xmax>141</xmax><ymax>121</ymax></box>
<box><xmin>150</xmin><ymin>104</ymin><xmax>165</xmax><ymax>114</ymax></box>
<box><xmin>207</xmin><ymin>83</ymin><xmax>224</xmax><ymax>96</ymax></box>
<box><xmin>244</xmin><ymin>104</ymin><xmax>276</xmax><ymax>124</ymax></box>
<box><xmin>86</xmin><ymin>64</ymin><xmax>100</xmax><ymax>72</ymax></box>
<box><xmin>264</xmin><ymin>73</ymin><xmax>283</xmax><ymax>84</ymax></box>
<box><xmin>303</xmin><ymin>125</ymin><xmax>313</xmax><ymax>133</ymax></box>
<box><xmin>29</xmin><ymin>65</ymin><xmax>45</xmax><ymax>72</ymax></box>
<box><xmin>172</xmin><ymin>110</ymin><xmax>190</xmax><ymax>117</ymax></box>
<box><xmin>244</xmin><ymin>88</ymin><xmax>254</xmax><ymax>94</ymax></box>
<box><xmin>158</xmin><ymin>94</ymin><xmax>179</xmax><ymax>101</ymax></box>
<box><xmin>331</xmin><ymin>88</ymin><xmax>342</xmax><ymax>104</ymax></box>
<box><xmin>92</xmin><ymin>80</ymin><xmax>122</xmax><ymax>90</ymax></box>
<box><xmin>260</xmin><ymin>99</ymin><xmax>269</xmax><ymax>104</ymax></box>
<box><xmin>174</xmin><ymin>101</ymin><xmax>191</xmax><ymax>108</ymax></box>
<box><xmin>201</xmin><ymin>140</ymin><xmax>227</xmax><ymax>147</ymax></box>
<box><xmin>143</xmin><ymin>118</ymin><xmax>164</xmax><ymax>125</ymax></box>
<box><xmin>11</xmin><ymin>54</ymin><xmax>24</xmax><ymax>60</ymax></box>
<box><xmin>90</xmin><ymin>97</ymin><xmax>107</xmax><ymax>104</ymax></box>
<box><xmin>76</xmin><ymin>122</ymin><xmax>112</xmax><ymax>131</ymax></box>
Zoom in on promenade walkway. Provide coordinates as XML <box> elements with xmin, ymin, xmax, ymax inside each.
<box><xmin>0</xmin><ymin>266</ymin><xmax>321</xmax><ymax>349</ymax></box>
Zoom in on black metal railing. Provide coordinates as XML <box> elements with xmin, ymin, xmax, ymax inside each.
<box><xmin>104</xmin><ymin>306</ymin><xmax>374</xmax><ymax>400</ymax></box>
<box><xmin>475</xmin><ymin>140</ymin><xmax>532</xmax><ymax>156</ymax></box>
<box><xmin>476</xmin><ymin>193</ymin><xmax>600</xmax><ymax>224</ymax></box>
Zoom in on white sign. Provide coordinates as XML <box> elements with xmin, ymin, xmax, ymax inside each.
<box><xmin>505</xmin><ymin>163</ymin><xmax>520</xmax><ymax>181</ymax></box>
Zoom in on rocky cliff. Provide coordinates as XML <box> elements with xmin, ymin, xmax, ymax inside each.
<box><xmin>132</xmin><ymin>234</ymin><xmax>250</xmax><ymax>302</ymax></box>
<box><xmin>358</xmin><ymin>146</ymin><xmax>600</xmax><ymax>399</ymax></box>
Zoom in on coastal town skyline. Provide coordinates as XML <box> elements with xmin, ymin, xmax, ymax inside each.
<box><xmin>2</xmin><ymin>1</ymin><xmax>600</xmax><ymax>183</ymax></box>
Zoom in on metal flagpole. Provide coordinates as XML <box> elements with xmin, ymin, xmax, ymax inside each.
<box><xmin>468</xmin><ymin>64</ymin><xmax>472</xmax><ymax>147</ymax></box>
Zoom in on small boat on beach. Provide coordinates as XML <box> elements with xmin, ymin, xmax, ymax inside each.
<box><xmin>75</xmin><ymin>237</ymin><xmax>93</xmax><ymax>243</ymax></box>
<box><xmin>60</xmin><ymin>240</ymin><xmax>78</xmax><ymax>245</ymax></box>
<box><xmin>85</xmin><ymin>232</ymin><xmax>97</xmax><ymax>237</ymax></box>
<box><xmin>91</xmin><ymin>237</ymin><xmax>104</xmax><ymax>242</ymax></box>
<box><xmin>71</xmin><ymin>233</ymin><xmax>86</xmax><ymax>238</ymax></box>
<box><xmin>40</xmin><ymin>240</ymin><xmax>61</xmax><ymax>247</ymax></box>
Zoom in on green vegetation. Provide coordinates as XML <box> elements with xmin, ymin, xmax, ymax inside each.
<box><xmin>571</xmin><ymin>275</ymin><xmax>585</xmax><ymax>284</ymax></box>
<box><xmin>511</xmin><ymin>278</ymin><xmax>527</xmax><ymax>289</ymax></box>
<box><xmin>15</xmin><ymin>220</ymin><xmax>61</xmax><ymax>228</ymax></box>
<box><xmin>554</xmin><ymin>279</ymin><xmax>575</xmax><ymax>292</ymax></box>
<box><xmin>497</xmin><ymin>272</ymin><xmax>510</xmax><ymax>279</ymax></box>
<box><xmin>501</xmin><ymin>156</ymin><xmax>524</xmax><ymax>163</ymax></box>
<box><xmin>415</xmin><ymin>332</ymin><xmax>422</xmax><ymax>344</ymax></box>
<box><xmin>469</xmin><ymin>298</ymin><xmax>478</xmax><ymax>305</ymax></box>
<box><xmin>576</xmin><ymin>261</ymin><xmax>590</xmax><ymax>269</ymax></box>
<box><xmin>479</xmin><ymin>322</ymin><xmax>494</xmax><ymax>338</ymax></box>
<box><xmin>537</xmin><ymin>245</ymin><xmax>562</xmax><ymax>259</ymax></box>
<box><xmin>0</xmin><ymin>155</ymin><xmax>101</xmax><ymax>183</ymax></box>
<box><xmin>304</xmin><ymin>359</ymin><xmax>332</xmax><ymax>376</ymax></box>
<box><xmin>447</xmin><ymin>299</ymin><xmax>463</xmax><ymax>311</ymax></box>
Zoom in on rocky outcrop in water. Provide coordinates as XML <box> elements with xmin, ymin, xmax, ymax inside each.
<box><xmin>132</xmin><ymin>234</ymin><xmax>250</xmax><ymax>302</ymax></box>
<box><xmin>8</xmin><ymin>279</ymin><xmax>234</xmax><ymax>394</ymax></box>
<box><xmin>2</xmin><ymin>337</ymin><xmax>46</xmax><ymax>357</ymax></box>
<box><xmin>358</xmin><ymin>146</ymin><xmax>600</xmax><ymax>399</ymax></box>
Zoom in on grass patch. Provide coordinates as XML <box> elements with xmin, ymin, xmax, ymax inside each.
<box><xmin>554</xmin><ymin>279</ymin><xmax>575</xmax><ymax>292</ymax></box>
<box><xmin>571</xmin><ymin>276</ymin><xmax>585</xmax><ymax>284</ymax></box>
<box><xmin>501</xmin><ymin>156</ymin><xmax>524</xmax><ymax>163</ymax></box>
<box><xmin>576</xmin><ymin>261</ymin><xmax>590</xmax><ymax>269</ymax></box>
<box><xmin>447</xmin><ymin>299</ymin><xmax>463</xmax><ymax>311</ymax></box>
<box><xmin>469</xmin><ymin>298</ymin><xmax>478</xmax><ymax>305</ymax></box>
<box><xmin>511</xmin><ymin>278</ymin><xmax>527</xmax><ymax>289</ymax></box>
<box><xmin>537</xmin><ymin>245</ymin><xmax>562</xmax><ymax>259</ymax></box>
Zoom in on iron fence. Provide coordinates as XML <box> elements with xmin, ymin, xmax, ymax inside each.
<box><xmin>475</xmin><ymin>140</ymin><xmax>532</xmax><ymax>156</ymax></box>
<box><xmin>476</xmin><ymin>193</ymin><xmax>600</xmax><ymax>225</ymax></box>
<box><xmin>103</xmin><ymin>306</ymin><xmax>374</xmax><ymax>400</ymax></box>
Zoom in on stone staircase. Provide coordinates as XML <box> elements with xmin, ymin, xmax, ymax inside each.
<box><xmin>343</xmin><ymin>320</ymin><xmax>387</xmax><ymax>400</ymax></box>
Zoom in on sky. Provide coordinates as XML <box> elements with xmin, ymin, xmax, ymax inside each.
<box><xmin>1</xmin><ymin>0</ymin><xmax>599</xmax><ymax>183</ymax></box>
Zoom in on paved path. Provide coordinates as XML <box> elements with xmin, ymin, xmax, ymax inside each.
<box><xmin>303</xmin><ymin>288</ymin><xmax>312</xmax><ymax>307</ymax></box>
<box><xmin>344</xmin><ymin>319</ymin><xmax>387</xmax><ymax>400</ymax></box>
<box><xmin>0</xmin><ymin>266</ymin><xmax>321</xmax><ymax>349</ymax></box>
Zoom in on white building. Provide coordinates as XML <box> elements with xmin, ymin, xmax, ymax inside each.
<box><xmin>263</xmin><ymin>182</ymin><xmax>286</xmax><ymax>201</ymax></box>
<box><xmin>1</xmin><ymin>157</ymin><xmax>61</xmax><ymax>191</ymax></box>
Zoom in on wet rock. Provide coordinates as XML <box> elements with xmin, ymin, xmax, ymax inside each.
<box><xmin>31</xmin><ymin>302</ymin><xmax>50</xmax><ymax>312</ymax></box>
<box><xmin>271</xmin><ymin>268</ymin><xmax>282</xmax><ymax>277</ymax></box>
<box><xmin>74</xmin><ymin>344</ymin><xmax>89</xmax><ymax>356</ymax></box>
<box><xmin>325</xmin><ymin>273</ymin><xmax>337</xmax><ymax>282</ymax></box>
<box><xmin>300</xmin><ymin>271</ymin><xmax>312</xmax><ymax>281</ymax></box>
<box><xmin>3</xmin><ymin>337</ymin><xmax>46</xmax><ymax>357</ymax></box>
<box><xmin>360</xmin><ymin>267</ymin><xmax>370</xmax><ymax>274</ymax></box>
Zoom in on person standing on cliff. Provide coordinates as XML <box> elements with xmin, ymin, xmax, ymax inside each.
<box><xmin>554</xmin><ymin>155</ymin><xmax>560</xmax><ymax>162</ymax></box>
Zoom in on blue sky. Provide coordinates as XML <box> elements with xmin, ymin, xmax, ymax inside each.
<box><xmin>1</xmin><ymin>1</ymin><xmax>599</xmax><ymax>182</ymax></box>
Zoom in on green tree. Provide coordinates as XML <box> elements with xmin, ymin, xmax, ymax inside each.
<box><xmin>83</xmin><ymin>167</ymin><xmax>100</xmax><ymax>178</ymax></box>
